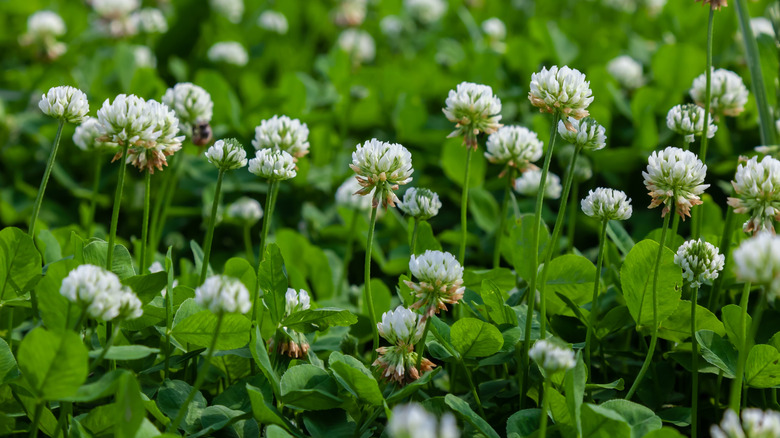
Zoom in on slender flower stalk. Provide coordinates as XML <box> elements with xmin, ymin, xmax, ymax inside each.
<box><xmin>365</xmin><ymin>195</ymin><xmax>381</xmax><ymax>361</ymax></box>
<box><xmin>199</xmin><ymin>168</ymin><xmax>224</xmax><ymax>284</ymax></box>
<box><xmin>106</xmin><ymin>142</ymin><xmax>129</xmax><ymax>271</ymax></box>
<box><xmin>226</xmin><ymin>197</ymin><xmax>263</xmax><ymax>263</ymax></box>
<box><xmin>139</xmin><ymin>171</ymin><xmax>152</xmax><ymax>271</ymax></box>
<box><xmin>28</xmin><ymin>120</ymin><xmax>64</xmax><ymax>239</ymax></box>
<box><xmin>530</xmin><ymin>339</ymin><xmax>576</xmax><ymax>437</ymax></box>
<box><xmin>493</xmin><ymin>169</ymin><xmax>515</xmax><ymax>267</ymax></box>
<box><xmin>337</xmin><ymin>209</ymin><xmax>360</xmax><ymax>294</ymax></box>
<box><xmin>459</xmin><ymin>148</ymin><xmax>472</xmax><ymax>263</ymax></box>
<box><xmin>691</xmin><ymin>8</ymin><xmax>715</xmax><ymax>241</ymax></box>
<box><xmin>88</xmin><ymin>322</ymin><xmax>121</xmax><ymax>372</ymax></box>
<box><xmin>334</xmin><ymin>177</ymin><xmax>374</xmax><ymax>294</ymax></box>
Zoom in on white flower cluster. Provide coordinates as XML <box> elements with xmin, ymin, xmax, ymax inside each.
<box><xmin>380</xmin><ymin>16</ymin><xmax>404</xmax><ymax>38</ymax></box>
<box><xmin>374</xmin><ymin>306</ymin><xmax>436</xmax><ymax>384</ymax></box>
<box><xmin>332</xmin><ymin>0</ymin><xmax>367</xmax><ymax>27</ymax></box>
<box><xmin>387</xmin><ymin>403</ymin><xmax>460</xmax><ymax>438</ymax></box>
<box><xmin>21</xmin><ymin>10</ymin><xmax>67</xmax><ymax>59</ymax></box>
<box><xmin>690</xmin><ymin>69</ymin><xmax>749</xmax><ymax>117</ymax></box>
<box><xmin>711</xmin><ymin>409</ymin><xmax>780</xmax><ymax>438</ymax></box>
<box><xmin>642</xmin><ymin>146</ymin><xmax>709</xmax><ymax>219</ymax></box>
<box><xmin>337</xmin><ymin>29</ymin><xmax>375</xmax><ymax>64</ymax></box>
<box><xmin>482</xmin><ymin>18</ymin><xmax>506</xmax><ymax>52</ymax></box>
<box><xmin>39</xmin><ymin>86</ymin><xmax>89</xmax><ymax>124</ymax></box>
<box><xmin>399</xmin><ymin>188</ymin><xmax>441</xmax><ymax>221</ymax></box>
<box><xmin>751</xmin><ymin>17</ymin><xmax>776</xmax><ymax>38</ymax></box>
<box><xmin>514</xmin><ymin>169</ymin><xmax>562</xmax><ymax>200</ymax></box>
<box><xmin>406</xmin><ymin>250</ymin><xmax>465</xmax><ymax>317</ymax></box>
<box><xmin>350</xmin><ymin>138</ymin><xmax>414</xmax><ymax>207</ymax></box>
<box><xmin>133</xmin><ymin>46</ymin><xmax>156</xmax><ymax>68</ymax></box>
<box><xmin>558</xmin><ymin>117</ymin><xmax>606</xmax><ymax>151</ymax></box>
<box><xmin>208</xmin><ymin>42</ymin><xmax>248</xmax><ymax>66</ymax></box>
<box><xmin>195</xmin><ymin>275</ymin><xmax>251</xmax><ymax>314</ymax></box>
<box><xmin>227</xmin><ymin>197</ymin><xmax>263</xmax><ymax>225</ymax></box>
<box><xmin>529</xmin><ymin>339</ymin><xmax>576</xmax><ymax>374</ymax></box>
<box><xmin>404</xmin><ymin>0</ymin><xmax>447</xmax><ymax>24</ymax></box>
<box><xmin>443</xmin><ymin>82</ymin><xmax>502</xmax><ymax>147</ymax></box>
<box><xmin>607</xmin><ymin>55</ymin><xmax>644</xmax><ymax>90</ymax></box>
<box><xmin>91</xmin><ymin>0</ymin><xmax>164</xmax><ymax>38</ymax></box>
<box><xmin>733</xmin><ymin>233</ymin><xmax>780</xmax><ymax>298</ymax></box>
<box><xmin>130</xmin><ymin>8</ymin><xmax>167</xmax><ymax>33</ymax></box>
<box><xmin>252</xmin><ymin>115</ymin><xmax>310</xmax><ymax>158</ymax></box>
<box><xmin>162</xmin><ymin>82</ymin><xmax>214</xmax><ymax>141</ymax></box>
<box><xmin>258</xmin><ymin>11</ymin><xmax>288</xmax><ymax>34</ymax></box>
<box><xmin>377</xmin><ymin>306</ymin><xmax>424</xmax><ymax>347</ymax></box>
<box><xmin>206</xmin><ymin>139</ymin><xmax>247</xmax><ymax>171</ymax></box>
<box><xmin>284</xmin><ymin>288</ymin><xmax>311</xmax><ymax>316</ymax></box>
<box><xmin>335</xmin><ymin>177</ymin><xmax>375</xmax><ymax>211</ymax></box>
<box><xmin>484</xmin><ymin>126</ymin><xmax>543</xmax><ymax>171</ymax></box>
<box><xmin>581</xmin><ymin>188</ymin><xmax>632</xmax><ymax>221</ymax></box>
<box><xmin>728</xmin><ymin>156</ymin><xmax>780</xmax><ymax>233</ymax></box>
<box><xmin>674</xmin><ymin>239</ymin><xmax>725</xmax><ymax>288</ymax></box>
<box><xmin>210</xmin><ymin>0</ymin><xmax>243</xmax><ymax>24</ymax></box>
<box><xmin>666</xmin><ymin>103</ymin><xmax>718</xmax><ymax>144</ymax></box>
<box><xmin>248</xmin><ymin>149</ymin><xmax>297</xmax><ymax>181</ymax></box>
<box><xmin>92</xmin><ymin>0</ymin><xmax>139</xmax><ymax>20</ymax></box>
<box><xmin>529</xmin><ymin>65</ymin><xmax>594</xmax><ymax>128</ymax></box>
<box><xmin>60</xmin><ymin>264</ymin><xmax>143</xmax><ymax>321</ymax></box>
<box><xmin>74</xmin><ymin>118</ymin><xmax>117</xmax><ymax>151</ymax></box>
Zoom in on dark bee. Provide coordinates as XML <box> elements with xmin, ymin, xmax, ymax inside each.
<box><xmin>192</xmin><ymin>122</ymin><xmax>213</xmax><ymax>146</ymax></box>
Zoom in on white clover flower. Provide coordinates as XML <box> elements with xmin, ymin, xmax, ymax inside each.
<box><xmin>335</xmin><ymin>177</ymin><xmax>374</xmax><ymax>211</ymax></box>
<box><xmin>74</xmin><ymin>117</ymin><xmax>117</xmax><ymax>151</ymax></box>
<box><xmin>751</xmin><ymin>17</ymin><xmax>776</xmax><ymax>38</ymax></box>
<box><xmin>210</xmin><ymin>0</ymin><xmax>243</xmax><ymax>23</ymax></box>
<box><xmin>733</xmin><ymin>233</ymin><xmax>780</xmax><ymax>298</ymax></box>
<box><xmin>485</xmin><ymin>125</ymin><xmax>543</xmax><ymax>171</ymax></box>
<box><xmin>529</xmin><ymin>65</ymin><xmax>594</xmax><ymax>129</ymax></box>
<box><xmin>558</xmin><ymin>117</ymin><xmax>606</xmax><ymax>151</ymax></box>
<box><xmin>130</xmin><ymin>8</ymin><xmax>167</xmax><ymax>33</ymax></box>
<box><xmin>251</xmin><ymin>115</ymin><xmax>310</xmax><ymax>158</ymax></box>
<box><xmin>514</xmin><ymin>169</ymin><xmax>562</xmax><ymax>199</ymax></box>
<box><xmin>207</xmin><ymin>41</ymin><xmax>248</xmax><ymax>66</ymax></box>
<box><xmin>399</xmin><ymin>188</ymin><xmax>441</xmax><ymax>220</ymax></box>
<box><xmin>443</xmin><ymin>82</ymin><xmax>503</xmax><ymax>148</ymax></box>
<box><xmin>95</xmin><ymin>94</ymin><xmax>154</xmax><ymax>146</ymax></box>
<box><xmin>195</xmin><ymin>275</ymin><xmax>251</xmax><ymax>314</ymax></box>
<box><xmin>162</xmin><ymin>82</ymin><xmax>214</xmax><ymax>141</ymax></box>
<box><xmin>380</xmin><ymin>15</ymin><xmax>404</xmax><ymax>38</ymax></box>
<box><xmin>206</xmin><ymin>138</ymin><xmax>247</xmax><ymax>171</ymax></box>
<box><xmin>350</xmin><ymin>138</ymin><xmax>414</xmax><ymax>208</ymax></box>
<box><xmin>666</xmin><ymin>103</ymin><xmax>718</xmax><ymax>144</ymax></box>
<box><xmin>39</xmin><ymin>86</ymin><xmax>89</xmax><ymax>124</ymax></box>
<box><xmin>284</xmin><ymin>288</ymin><xmax>311</xmax><ymax>316</ymax></box>
<box><xmin>227</xmin><ymin>197</ymin><xmax>263</xmax><ymax>225</ymax></box>
<box><xmin>645</xmin><ymin>0</ymin><xmax>667</xmax><ymax>15</ymax></box>
<box><xmin>581</xmin><ymin>188</ymin><xmax>632</xmax><ymax>221</ymax></box>
<box><xmin>674</xmin><ymin>239</ymin><xmax>725</xmax><ymax>288</ymax></box>
<box><xmin>92</xmin><ymin>0</ymin><xmax>139</xmax><ymax>19</ymax></box>
<box><xmin>404</xmin><ymin>0</ymin><xmax>447</xmax><ymax>24</ymax></box>
<box><xmin>607</xmin><ymin>55</ymin><xmax>644</xmax><ymax>90</ymax></box>
<box><xmin>405</xmin><ymin>250</ymin><xmax>465</xmax><ymax>317</ymax></box>
<box><xmin>529</xmin><ymin>339</ymin><xmax>576</xmax><ymax>374</ymax></box>
<box><xmin>60</xmin><ymin>264</ymin><xmax>142</xmax><ymax>321</ymax></box>
<box><xmin>642</xmin><ymin>146</ymin><xmax>709</xmax><ymax>219</ymax></box>
<box><xmin>374</xmin><ymin>307</ymin><xmax>435</xmax><ymax>384</ymax></box>
<box><xmin>332</xmin><ymin>0</ymin><xmax>367</xmax><ymax>27</ymax></box>
<box><xmin>337</xmin><ymin>29</ymin><xmax>375</xmax><ymax>64</ymax></box>
<box><xmin>115</xmin><ymin>288</ymin><xmax>143</xmax><ymax>320</ymax></box>
<box><xmin>728</xmin><ymin>156</ymin><xmax>780</xmax><ymax>233</ymax></box>
<box><xmin>387</xmin><ymin>403</ymin><xmax>460</xmax><ymax>438</ymax></box>
<box><xmin>248</xmin><ymin>149</ymin><xmax>297</xmax><ymax>181</ymax></box>
<box><xmin>690</xmin><ymin>69</ymin><xmax>749</xmax><ymax>118</ymax></box>
<box><xmin>258</xmin><ymin>11</ymin><xmax>288</xmax><ymax>34</ymax></box>
<box><xmin>377</xmin><ymin>306</ymin><xmax>423</xmax><ymax>346</ymax></box>
<box><xmin>26</xmin><ymin>11</ymin><xmax>66</xmax><ymax>38</ymax></box>
<box><xmin>711</xmin><ymin>409</ymin><xmax>780</xmax><ymax>438</ymax></box>
<box><xmin>133</xmin><ymin>45</ymin><xmax>156</xmax><ymax>68</ymax></box>
<box><xmin>123</xmin><ymin>99</ymin><xmax>184</xmax><ymax>173</ymax></box>
<box><xmin>481</xmin><ymin>18</ymin><xmax>506</xmax><ymax>40</ymax></box>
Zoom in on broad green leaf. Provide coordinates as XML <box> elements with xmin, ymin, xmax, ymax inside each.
<box><xmin>414</xmin><ymin>220</ymin><xmax>442</xmax><ymax>254</ymax></box>
<box><xmin>279</xmin><ymin>308</ymin><xmax>357</xmax><ymax>333</ymax></box>
<box><xmin>247</xmin><ymin>383</ymin><xmax>289</xmax><ymax>430</ymax></box>
<box><xmin>581</xmin><ymin>403</ymin><xmax>632</xmax><ymax>438</ymax></box>
<box><xmin>0</xmin><ymin>338</ymin><xmax>19</xmax><ymax>384</ymax></box>
<box><xmin>302</xmin><ymin>409</ymin><xmax>356</xmax><ymax>438</ymax></box>
<box><xmin>328</xmin><ymin>351</ymin><xmax>383</xmax><ymax>406</ymax></box>
<box><xmin>193</xmin><ymin>405</ymin><xmax>250</xmax><ymax>438</ymax></box>
<box><xmin>190</xmin><ymin>240</ymin><xmax>211</xmax><ymax>280</ymax></box>
<box><xmin>564</xmin><ymin>353</ymin><xmax>586</xmax><ymax>437</ymax></box>
<box><xmin>606</xmin><ymin>220</ymin><xmax>635</xmax><ymax>255</ymax></box>
<box><xmin>745</xmin><ymin>344</ymin><xmax>780</xmax><ymax>388</ymax></box>
<box><xmin>172</xmin><ymin>311</ymin><xmax>251</xmax><ymax>350</ymax></box>
<box><xmin>440</xmin><ymin>138</ymin><xmax>486</xmax><ymax>189</ymax></box>
<box><xmin>36</xmin><ymin>258</ymin><xmax>81</xmax><ymax>331</ymax></box>
<box><xmin>280</xmin><ymin>364</ymin><xmax>342</xmax><ymax>410</ymax></box>
<box><xmin>17</xmin><ymin>327</ymin><xmax>88</xmax><ymax>400</ymax></box>
<box><xmin>450</xmin><ymin>318</ymin><xmax>503</xmax><ymax>358</ymax></box>
<box><xmin>65</xmin><ymin>369</ymin><xmax>128</xmax><ymax>402</ymax></box>
<box><xmin>644</xmin><ymin>428</ymin><xmax>686</xmax><ymax>438</ymax></box>
<box><xmin>259</xmin><ymin>244</ymin><xmax>289</xmax><ymax>325</ymax></box>
<box><xmin>543</xmin><ymin>254</ymin><xmax>596</xmax><ymax>317</ymax></box>
<box><xmin>658</xmin><ymin>300</ymin><xmax>725</xmax><ymax>343</ymax></box>
<box><xmin>34</xmin><ymin>229</ymin><xmax>61</xmax><ymax>265</ymax></box>
<box><xmin>0</xmin><ymin>227</ymin><xmax>42</xmax><ymax>299</ymax></box>
<box><xmin>621</xmin><ymin>239</ymin><xmax>682</xmax><ymax>329</ymax></box>
<box><xmin>511</xmin><ymin>214</ymin><xmax>549</xmax><ymax>282</ymax></box>
<box><xmin>224</xmin><ymin>257</ymin><xmax>257</xmax><ymax>295</ymax></box>
<box><xmin>479</xmin><ymin>280</ymin><xmax>515</xmax><ymax>325</ymax></box>
<box><xmin>722</xmin><ymin>304</ymin><xmax>751</xmax><ymax>351</ymax></box>
<box><xmin>122</xmin><ymin>272</ymin><xmax>167</xmax><ymax>305</ymax></box>
<box><xmin>469</xmin><ymin>186</ymin><xmax>499</xmax><ymax>232</ymax></box>
<box><xmin>506</xmin><ymin>409</ymin><xmax>542</xmax><ymax>438</ymax></box>
<box><xmin>267</xmin><ymin>425</ymin><xmax>294</xmax><ymax>438</ymax></box>
<box><xmin>696</xmin><ymin>330</ymin><xmax>738</xmax><ymax>378</ymax></box>
<box><xmin>87</xmin><ymin>345</ymin><xmax>160</xmax><ymax>361</ymax></box>
<box><xmin>361</xmin><ymin>278</ymin><xmax>392</xmax><ymax>318</ymax></box>
<box><xmin>157</xmin><ymin>379</ymin><xmax>205</xmax><ymax>434</ymax></box>
<box><xmin>386</xmin><ymin>368</ymin><xmax>441</xmax><ymax>404</ymax></box>
<box><xmin>83</xmin><ymin>240</ymin><xmax>135</xmax><ymax>279</ymax></box>
<box><xmin>444</xmin><ymin>394</ymin><xmax>500</xmax><ymax>438</ymax></box>
<box><xmin>600</xmin><ymin>399</ymin><xmax>663</xmax><ymax>438</ymax></box>
<box><xmin>115</xmin><ymin>372</ymin><xmax>145</xmax><ymax>438</ymax></box>
<box><xmin>250</xmin><ymin>326</ymin><xmax>281</xmax><ymax>397</ymax></box>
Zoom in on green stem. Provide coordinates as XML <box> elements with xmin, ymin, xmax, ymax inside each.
<box><xmin>708</xmin><ymin>208</ymin><xmax>736</xmax><ymax>310</ymax></box>
<box><xmin>691</xmin><ymin>284</ymin><xmax>700</xmax><ymax>438</ymax></box>
<box><xmin>253</xmin><ymin>179</ymin><xmax>279</xmax><ymax>326</ymax></box>
<box><xmin>164</xmin><ymin>277</ymin><xmax>173</xmax><ymax>380</ymax></box>
<box><xmin>337</xmin><ymin>209</ymin><xmax>360</xmax><ymax>295</ymax></box>
<box><xmin>243</xmin><ymin>224</ymin><xmax>254</xmax><ymax>265</ymax></box>
<box><xmin>151</xmin><ymin>152</ymin><xmax>186</xmax><ymax>255</ymax></box>
<box><xmin>520</xmin><ymin>112</ymin><xmax>560</xmax><ymax>408</ymax></box>
<box><xmin>669</xmin><ymin>213</ymin><xmax>680</xmax><ymax>249</ymax></box>
<box><xmin>87</xmin><ymin>155</ymin><xmax>103</xmax><ymax>236</ymax></box>
<box><xmin>493</xmin><ymin>169</ymin><xmax>514</xmax><ymax>268</ymax></box>
<box><xmin>199</xmin><ymin>169</ymin><xmax>225</xmax><ymax>285</ymax></box>
<box><xmin>414</xmin><ymin>317</ymin><xmax>431</xmax><ymax>369</ymax></box>
<box><xmin>730</xmin><ymin>282</ymin><xmax>756</xmax><ymax>413</ymax></box>
<box><xmin>539</xmin><ymin>378</ymin><xmax>551</xmax><ymax>438</ymax></box>
<box><xmin>365</xmin><ymin>195</ymin><xmax>381</xmax><ymax>363</ymax></box>
<box><xmin>149</xmin><ymin>154</ymin><xmax>174</xmax><ymax>255</ymax></box>
<box><xmin>698</xmin><ymin>7</ymin><xmax>714</xmax><ymax>166</ymax></box>
<box><xmin>106</xmin><ymin>143</ymin><xmax>130</xmax><ymax>271</ymax></box>
<box><xmin>28</xmin><ymin>401</ymin><xmax>44</xmax><ymax>438</ymax></box>
<box><xmin>54</xmin><ymin>401</ymin><xmax>71</xmax><ymax>438</ymax></box>
<box><xmin>626</xmin><ymin>210</ymin><xmax>672</xmax><ymax>399</ymax></box>
<box><xmin>167</xmin><ymin>313</ymin><xmax>223</xmax><ymax>433</ymax></box>
<box><xmin>567</xmin><ymin>180</ymin><xmax>579</xmax><ymax>253</ymax></box>
<box><xmin>140</xmin><ymin>171</ymin><xmax>152</xmax><ymax>273</ymax></box>
<box><xmin>459</xmin><ymin>147</ymin><xmax>473</xmax><ymax>264</ymax></box>
<box><xmin>585</xmin><ymin>219</ymin><xmax>609</xmax><ymax>381</ymax></box>
<box><xmin>89</xmin><ymin>323</ymin><xmax>120</xmax><ymax>372</ymax></box>
<box><xmin>410</xmin><ymin>218</ymin><xmax>420</xmax><ymax>258</ymax></box>
<box><xmin>462</xmin><ymin>360</ymin><xmax>486</xmax><ymax>418</ymax></box>
<box><xmin>29</xmin><ymin>119</ymin><xmax>64</xmax><ymax>238</ymax></box>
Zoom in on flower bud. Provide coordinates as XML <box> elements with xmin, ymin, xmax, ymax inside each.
<box><xmin>399</xmin><ymin>188</ymin><xmax>441</xmax><ymax>220</ymax></box>
<box><xmin>206</xmin><ymin>138</ymin><xmax>247</xmax><ymax>171</ymax></box>
<box><xmin>39</xmin><ymin>86</ymin><xmax>89</xmax><ymax>124</ymax></box>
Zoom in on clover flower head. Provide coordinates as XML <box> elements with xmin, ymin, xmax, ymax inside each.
<box><xmin>284</xmin><ymin>288</ymin><xmax>310</xmax><ymax>316</ymax></box>
<box><xmin>121</xmin><ymin>99</ymin><xmax>184</xmax><ymax>173</ymax></box>
<box><xmin>696</xmin><ymin>0</ymin><xmax>728</xmax><ymax>10</ymax></box>
<box><xmin>96</xmin><ymin>94</ymin><xmax>154</xmax><ymax>145</ymax></box>
<box><xmin>92</xmin><ymin>0</ymin><xmax>140</xmax><ymax>19</ymax></box>
<box><xmin>733</xmin><ymin>232</ymin><xmax>780</xmax><ymax>298</ymax></box>
<box><xmin>443</xmin><ymin>82</ymin><xmax>503</xmax><ymax>149</ymax></box>
<box><xmin>405</xmin><ymin>250</ymin><xmax>464</xmax><ymax>318</ymax></box>
<box><xmin>380</xmin><ymin>16</ymin><xmax>404</xmax><ymax>38</ymax></box>
<box><xmin>399</xmin><ymin>188</ymin><xmax>441</xmax><ymax>220</ymax></box>
<box><xmin>207</xmin><ymin>41</ymin><xmax>248</xmax><ymax>66</ymax></box>
<box><xmin>674</xmin><ymin>239</ymin><xmax>725</xmax><ymax>288</ymax></box>
<box><xmin>690</xmin><ymin>69</ymin><xmax>749</xmax><ymax>117</ymax></box>
<box><xmin>607</xmin><ymin>55</ymin><xmax>644</xmax><ymax>89</ymax></box>
<box><xmin>74</xmin><ymin>117</ymin><xmax>117</xmax><ymax>151</ymax></box>
<box><xmin>60</xmin><ymin>264</ymin><xmax>142</xmax><ymax>321</ymax></box>
<box><xmin>227</xmin><ymin>197</ymin><xmax>263</xmax><ymax>225</ymax></box>
<box><xmin>727</xmin><ymin>156</ymin><xmax>780</xmax><ymax>233</ymax></box>
<box><xmin>350</xmin><ymin>138</ymin><xmax>414</xmax><ymax>208</ymax></box>
<box><xmin>209</xmin><ymin>0</ymin><xmax>243</xmax><ymax>23</ymax></box>
<box><xmin>387</xmin><ymin>403</ymin><xmax>460</xmax><ymax>438</ymax></box>
<box><xmin>248</xmin><ymin>148</ymin><xmax>297</xmax><ymax>181</ymax></box>
<box><xmin>751</xmin><ymin>17</ymin><xmax>776</xmax><ymax>38</ymax></box>
<box><xmin>529</xmin><ymin>65</ymin><xmax>594</xmax><ymax>129</ymax></box>
<box><xmin>373</xmin><ymin>307</ymin><xmax>435</xmax><ymax>385</ymax></box>
<box><xmin>642</xmin><ymin>146</ymin><xmax>709</xmax><ymax>219</ymax></box>
<box><xmin>335</xmin><ymin>177</ymin><xmax>375</xmax><ymax>211</ymax></box>
<box><xmin>115</xmin><ymin>288</ymin><xmax>144</xmax><ymax>320</ymax></box>
<box><xmin>251</xmin><ymin>115</ymin><xmax>310</xmax><ymax>158</ymax></box>
<box><xmin>332</xmin><ymin>0</ymin><xmax>367</xmax><ymax>27</ymax></box>
<box><xmin>558</xmin><ymin>117</ymin><xmax>606</xmax><ymax>151</ymax></box>
<box><xmin>39</xmin><ymin>86</ymin><xmax>89</xmax><ymax>124</ymax></box>
<box><xmin>482</xmin><ymin>18</ymin><xmax>506</xmax><ymax>40</ymax></box>
<box><xmin>484</xmin><ymin>125</ymin><xmax>543</xmax><ymax>172</ymax></box>
<box><xmin>377</xmin><ymin>306</ymin><xmax>424</xmax><ymax>347</ymax></box>
<box><xmin>130</xmin><ymin>8</ymin><xmax>167</xmax><ymax>33</ymax></box>
<box><xmin>711</xmin><ymin>409</ymin><xmax>780</xmax><ymax>438</ymax></box>
<box><xmin>666</xmin><ymin>103</ymin><xmax>718</xmax><ymax>143</ymax></box>
<box><xmin>162</xmin><ymin>82</ymin><xmax>213</xmax><ymax>142</ymax></box>
<box><xmin>258</xmin><ymin>10</ymin><xmax>288</xmax><ymax>34</ymax></box>
<box><xmin>206</xmin><ymin>138</ymin><xmax>247</xmax><ymax>171</ymax></box>
<box><xmin>404</xmin><ymin>0</ymin><xmax>447</xmax><ymax>24</ymax></box>
<box><xmin>133</xmin><ymin>45</ymin><xmax>156</xmax><ymax>68</ymax></box>
<box><xmin>195</xmin><ymin>275</ymin><xmax>251</xmax><ymax>314</ymax></box>
<box><xmin>26</xmin><ymin>11</ymin><xmax>66</xmax><ymax>38</ymax></box>
<box><xmin>581</xmin><ymin>188</ymin><xmax>632</xmax><ymax>221</ymax></box>
<box><xmin>529</xmin><ymin>339</ymin><xmax>576</xmax><ymax>374</ymax></box>
<box><xmin>514</xmin><ymin>168</ymin><xmax>562</xmax><ymax>200</ymax></box>
<box><xmin>337</xmin><ymin>29</ymin><xmax>375</xmax><ymax>64</ymax></box>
